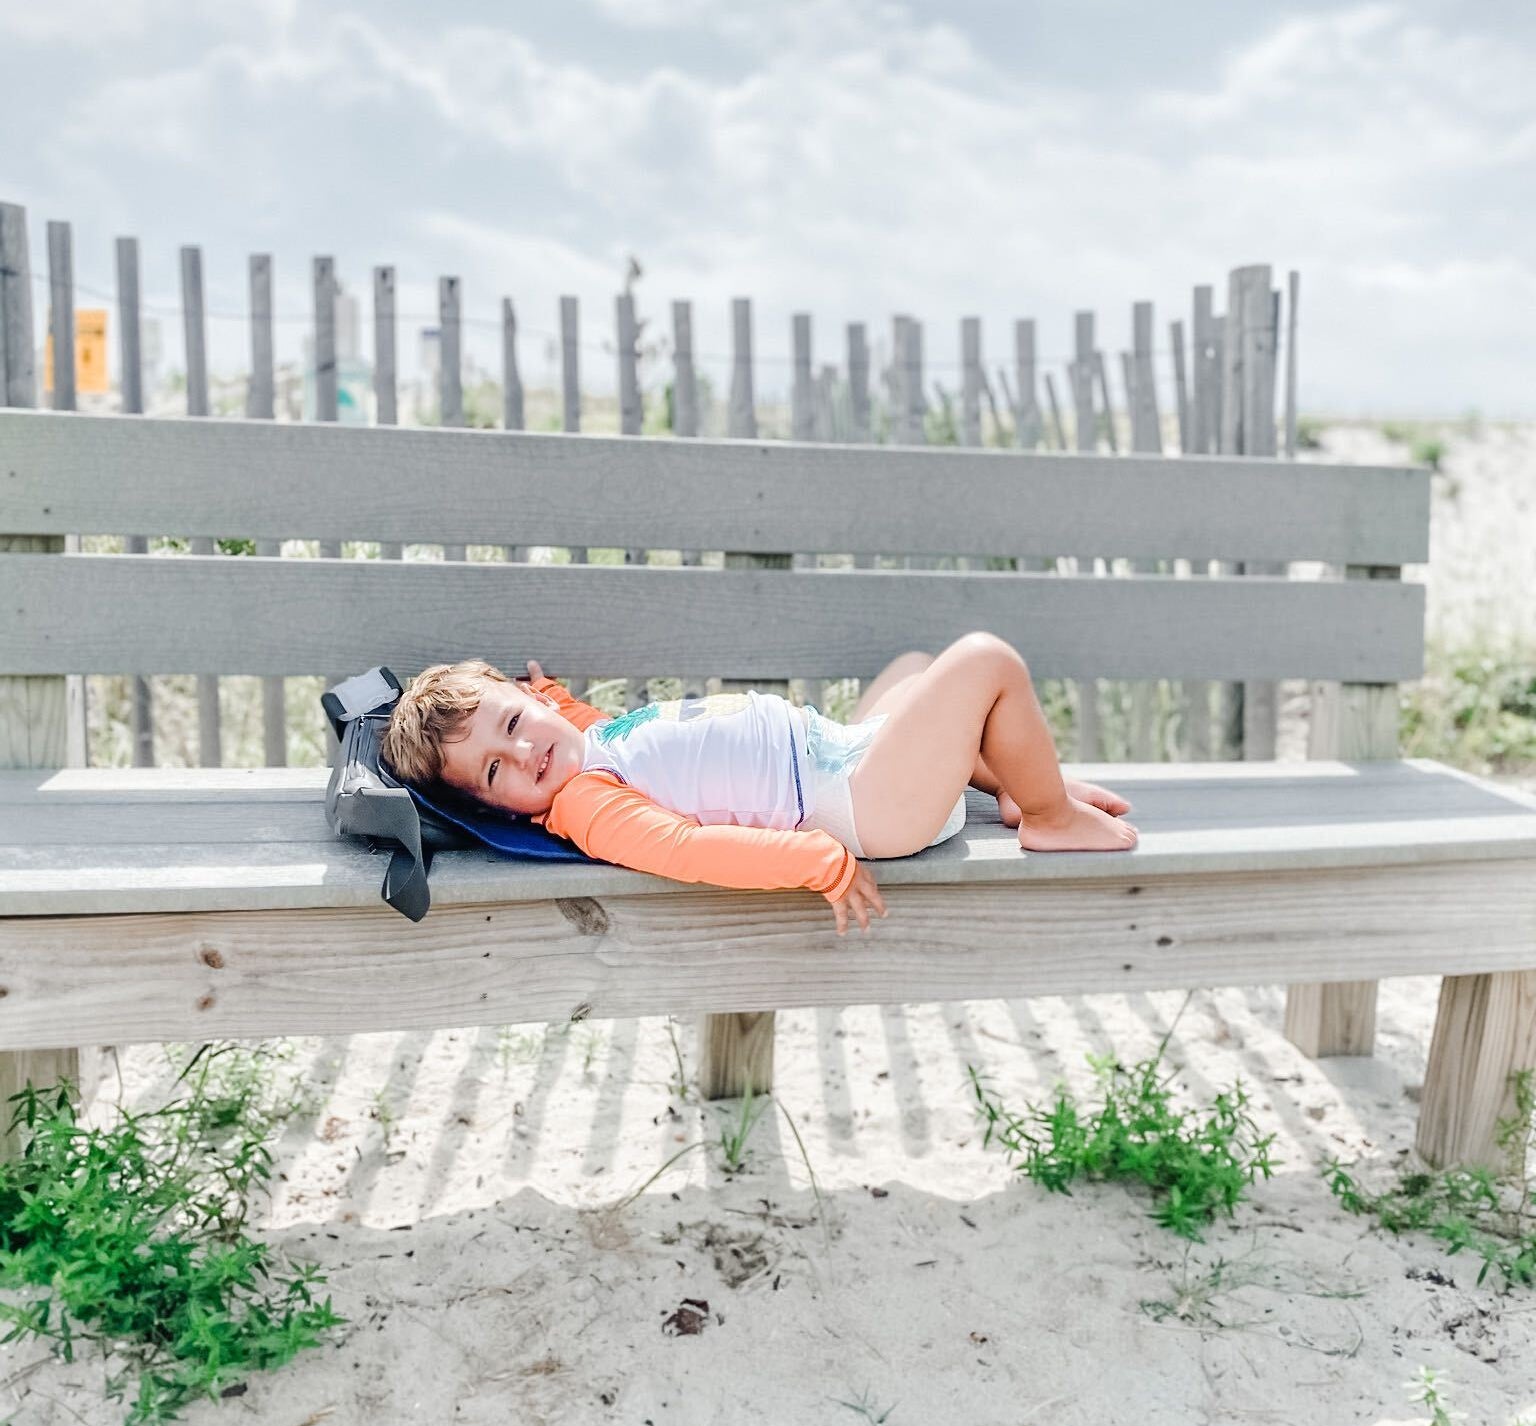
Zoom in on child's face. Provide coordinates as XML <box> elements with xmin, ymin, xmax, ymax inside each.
<box><xmin>438</xmin><ymin>679</ymin><xmax>584</xmax><ymax>817</ymax></box>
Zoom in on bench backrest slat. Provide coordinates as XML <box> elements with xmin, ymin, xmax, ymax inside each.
<box><xmin>1</xmin><ymin>555</ymin><xmax>1425</xmax><ymax>682</ymax></box>
<box><xmin>0</xmin><ymin>410</ymin><xmax>1428</xmax><ymax>565</ymax></box>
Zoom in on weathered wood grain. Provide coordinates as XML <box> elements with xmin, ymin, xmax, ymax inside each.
<box><xmin>47</xmin><ymin>221</ymin><xmax>75</xmax><ymax>413</ymax></box>
<box><xmin>115</xmin><ymin>238</ymin><xmax>150</xmax><ymax>761</ymax></box>
<box><xmin>729</xmin><ymin>297</ymin><xmax>756</xmax><ymax>438</ymax></box>
<box><xmin>246</xmin><ymin>253</ymin><xmax>286</xmax><ymax>769</ymax></box>
<box><xmin>0</xmin><ymin>555</ymin><xmax>1428</xmax><ymax>681</ymax></box>
<box><xmin>0</xmin><ymin>410</ymin><xmax>1429</xmax><ymax>563</ymax></box>
<box><xmin>791</xmin><ymin>313</ymin><xmax>814</xmax><ymax>442</ymax></box>
<box><xmin>5</xmin><ymin>761</ymin><xmax>1531</xmax><ymax>917</ymax></box>
<box><xmin>3</xmin><ymin>855</ymin><xmax>1531</xmax><ymax>1051</ymax></box>
<box><xmin>1417</xmin><ymin>970</ymin><xmax>1536</xmax><ymax>1170</ymax></box>
<box><xmin>672</xmin><ymin>300</ymin><xmax>697</xmax><ymax>439</ymax></box>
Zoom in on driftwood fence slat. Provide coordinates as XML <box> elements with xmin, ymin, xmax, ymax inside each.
<box><xmin>671</xmin><ymin>300</ymin><xmax>697</xmax><ymax>440</ymax></box>
<box><xmin>1170</xmin><ymin>318</ymin><xmax>1190</xmax><ymax>455</ymax></box>
<box><xmin>46</xmin><ymin>221</ymin><xmax>88</xmax><ymax>769</ymax></box>
<box><xmin>1013</xmin><ymin>318</ymin><xmax>1041</xmax><ymax>450</ymax></box>
<box><xmin>1284</xmin><ymin>269</ymin><xmax>1300</xmax><ymax>459</ymax></box>
<box><xmin>48</xmin><ymin>221</ymin><xmax>76</xmax><ymax>413</ymax></box>
<box><xmin>1070</xmin><ymin>312</ymin><xmax>1102</xmax><ymax>758</ymax></box>
<box><xmin>181</xmin><ymin>244</ymin><xmax>221</xmax><ymax>767</ymax></box>
<box><xmin>728</xmin><ymin>297</ymin><xmax>755</xmax><ymax>438</ymax></box>
<box><xmin>116</xmin><ymin>237</ymin><xmax>152</xmax><ymax>766</ymax></box>
<box><xmin>1042</xmin><ymin>370</ymin><xmax>1066</xmax><ymax>450</ymax></box>
<box><xmin>439</xmin><ymin>276</ymin><xmax>466</xmax><ymax>562</ymax></box>
<box><xmin>616</xmin><ymin>291</ymin><xmax>647</xmax><ymax>708</ymax></box>
<box><xmin>247</xmin><ymin>254</ymin><xmax>285</xmax><ymax>768</ymax></box>
<box><xmin>500</xmin><ymin>296</ymin><xmax>524</xmax><ymax>562</ymax></box>
<box><xmin>791</xmin><ymin>313</ymin><xmax>814</xmax><ymax>442</ymax></box>
<box><xmin>374</xmin><ymin>266</ymin><xmax>403</xmax><ymax>560</ymax></box>
<box><xmin>960</xmin><ymin>316</ymin><xmax>981</xmax><ymax>448</ymax></box>
<box><xmin>846</xmin><ymin>322</ymin><xmax>870</xmax><ymax>446</ymax></box>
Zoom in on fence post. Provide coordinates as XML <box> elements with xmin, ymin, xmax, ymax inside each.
<box><xmin>248</xmin><ymin>253</ymin><xmax>286</xmax><ymax>768</ymax></box>
<box><xmin>704</xmin><ymin>293</ymin><xmax>780</xmax><ymax>1101</ymax></box>
<box><xmin>46</xmin><ymin>220</ymin><xmax>88</xmax><ymax>769</ymax></box>
<box><xmin>181</xmin><ymin>244</ymin><xmax>222</xmax><ymax>767</ymax></box>
<box><xmin>728</xmin><ymin>297</ymin><xmax>756</xmax><ymax>438</ymax></box>
<box><xmin>117</xmin><ymin>236</ymin><xmax>154</xmax><ymax>765</ymax></box>
<box><xmin>501</xmin><ymin>296</ymin><xmax>524</xmax><ymax>562</ymax></box>
<box><xmin>791</xmin><ymin>312</ymin><xmax>814</xmax><ymax>441</ymax></box>
<box><xmin>1126</xmin><ymin>301</ymin><xmax>1163</xmax><ymax>761</ymax></box>
<box><xmin>672</xmin><ymin>299</ymin><xmax>698</xmax><ymax>439</ymax></box>
<box><xmin>1013</xmin><ymin>319</ymin><xmax>1042</xmax><ymax>450</ymax></box>
<box><xmin>1283</xmin><ymin>270</ymin><xmax>1300</xmax><ymax>459</ymax></box>
<box><xmin>1070</xmin><ymin>312</ymin><xmax>1102</xmax><ymax>760</ymax></box>
<box><xmin>375</xmin><ymin>266</ymin><xmax>403</xmax><ymax>560</ymax></box>
<box><xmin>439</xmin><ymin>276</ymin><xmax>466</xmax><ymax>562</ymax></box>
<box><xmin>1238</xmin><ymin>267</ymin><xmax>1280</xmax><ymax>760</ymax></box>
<box><xmin>0</xmin><ymin>200</ymin><xmax>80</xmax><ymax>1155</ymax></box>
<box><xmin>960</xmin><ymin>316</ymin><xmax>981</xmax><ymax>448</ymax></box>
<box><xmin>617</xmin><ymin>291</ymin><xmax>648</xmax><ymax>709</ymax></box>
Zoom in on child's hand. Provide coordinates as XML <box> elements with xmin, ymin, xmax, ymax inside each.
<box><xmin>524</xmin><ymin>659</ymin><xmax>545</xmax><ymax>683</ymax></box>
<box><xmin>832</xmin><ymin>861</ymin><xmax>887</xmax><ymax>936</ymax></box>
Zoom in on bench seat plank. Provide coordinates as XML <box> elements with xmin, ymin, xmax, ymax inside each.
<box><xmin>3</xmin><ymin>760</ymin><xmax>1533</xmax><ymax>917</ymax></box>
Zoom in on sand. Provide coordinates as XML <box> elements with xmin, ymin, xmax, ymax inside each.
<box><xmin>5</xmin><ymin>419</ymin><xmax>1536</xmax><ymax>1426</ymax></box>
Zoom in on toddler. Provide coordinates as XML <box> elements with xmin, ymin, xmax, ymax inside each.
<box><xmin>381</xmin><ymin>632</ymin><xmax>1137</xmax><ymax>935</ymax></box>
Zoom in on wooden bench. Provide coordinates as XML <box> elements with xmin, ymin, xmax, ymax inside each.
<box><xmin>3</xmin><ymin>409</ymin><xmax>1535</xmax><ymax>1172</ymax></box>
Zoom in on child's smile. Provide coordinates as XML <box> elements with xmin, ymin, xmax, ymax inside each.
<box><xmin>438</xmin><ymin>681</ymin><xmax>585</xmax><ymax>816</ymax></box>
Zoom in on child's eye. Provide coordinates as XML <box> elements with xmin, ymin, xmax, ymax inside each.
<box><xmin>507</xmin><ymin>713</ymin><xmax>519</xmax><ymax>735</ymax></box>
<box><xmin>488</xmin><ymin>758</ymin><xmax>499</xmax><ymax>788</ymax></box>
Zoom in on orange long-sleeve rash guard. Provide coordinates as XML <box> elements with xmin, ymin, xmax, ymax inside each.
<box><xmin>527</xmin><ymin>677</ymin><xmax>858</xmax><ymax>903</ymax></box>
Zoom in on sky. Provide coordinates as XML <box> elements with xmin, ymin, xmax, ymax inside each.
<box><xmin>3</xmin><ymin>0</ymin><xmax>1534</xmax><ymax>417</ymax></box>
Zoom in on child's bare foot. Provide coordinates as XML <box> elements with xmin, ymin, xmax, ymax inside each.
<box><xmin>1017</xmin><ymin>796</ymin><xmax>1139</xmax><ymax>852</ymax></box>
<box><xmin>997</xmin><ymin>780</ymin><xmax>1131</xmax><ymax>827</ymax></box>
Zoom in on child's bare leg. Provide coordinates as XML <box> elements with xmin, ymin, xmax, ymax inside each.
<box><xmin>847</xmin><ymin>634</ymin><xmax>1138</xmax><ymax>857</ymax></box>
<box><xmin>853</xmin><ymin>651</ymin><xmax>1132</xmax><ymax>828</ymax></box>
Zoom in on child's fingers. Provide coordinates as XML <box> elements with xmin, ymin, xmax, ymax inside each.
<box><xmin>833</xmin><ymin>900</ymin><xmax>848</xmax><ymax>936</ymax></box>
<box><xmin>525</xmin><ymin>658</ymin><xmax>545</xmax><ymax>681</ymax></box>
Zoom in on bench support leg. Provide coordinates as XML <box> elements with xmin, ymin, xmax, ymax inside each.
<box><xmin>1416</xmin><ymin>970</ymin><xmax>1536</xmax><ymax>1171</ymax></box>
<box><xmin>0</xmin><ymin>1048</ymin><xmax>81</xmax><ymax>1162</ymax></box>
<box><xmin>1285</xmin><ymin>659</ymin><xmax>1399</xmax><ymax>1060</ymax></box>
<box><xmin>1283</xmin><ymin>980</ymin><xmax>1377</xmax><ymax>1058</ymax></box>
<box><xmin>698</xmin><ymin>1012</ymin><xmax>775</xmax><ymax>1100</ymax></box>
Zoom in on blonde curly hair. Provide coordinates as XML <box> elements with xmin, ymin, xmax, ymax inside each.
<box><xmin>382</xmin><ymin>660</ymin><xmax>514</xmax><ymax>785</ymax></box>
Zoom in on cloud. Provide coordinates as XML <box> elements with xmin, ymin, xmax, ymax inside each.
<box><xmin>6</xmin><ymin>0</ymin><xmax>1535</xmax><ymax>413</ymax></box>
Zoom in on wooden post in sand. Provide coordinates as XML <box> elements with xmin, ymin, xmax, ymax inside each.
<box><xmin>702</xmin><ymin>293</ymin><xmax>780</xmax><ymax>1102</ymax></box>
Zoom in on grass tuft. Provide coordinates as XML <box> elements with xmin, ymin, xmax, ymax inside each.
<box><xmin>0</xmin><ymin>1046</ymin><xmax>342</xmax><ymax>1424</ymax></box>
<box><xmin>1324</xmin><ymin>1070</ymin><xmax>1535</xmax><ymax>1292</ymax></box>
<box><xmin>967</xmin><ymin>1014</ymin><xmax>1278</xmax><ymax>1241</ymax></box>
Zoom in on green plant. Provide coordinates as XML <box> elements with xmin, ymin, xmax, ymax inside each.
<box><xmin>1411</xmin><ymin>437</ymin><xmax>1445</xmax><ymax>471</ymax></box>
<box><xmin>1406</xmin><ymin>1365</ymin><xmax>1459</xmax><ymax>1426</ymax></box>
<box><xmin>831</xmin><ymin>1385</ymin><xmax>898</xmax><ymax>1422</ymax></box>
<box><xmin>0</xmin><ymin>1054</ymin><xmax>341</xmax><ymax>1424</ymax></box>
<box><xmin>718</xmin><ymin>1081</ymin><xmax>770</xmax><ymax>1174</ymax></box>
<box><xmin>370</xmin><ymin>1086</ymin><xmax>400</xmax><ymax>1154</ymax></box>
<box><xmin>968</xmin><ymin>1015</ymin><xmax>1278</xmax><ymax>1240</ymax></box>
<box><xmin>1295</xmin><ymin>416</ymin><xmax>1325</xmax><ymax>450</ymax></box>
<box><xmin>1400</xmin><ymin>639</ymin><xmax>1536</xmax><ymax>776</ymax></box>
<box><xmin>1381</xmin><ymin>420</ymin><xmax>1414</xmax><ymax>444</ymax></box>
<box><xmin>1324</xmin><ymin>1070</ymin><xmax>1535</xmax><ymax>1291</ymax></box>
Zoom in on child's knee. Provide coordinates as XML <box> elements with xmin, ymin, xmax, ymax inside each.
<box><xmin>952</xmin><ymin>631</ymin><xmax>1029</xmax><ymax>680</ymax></box>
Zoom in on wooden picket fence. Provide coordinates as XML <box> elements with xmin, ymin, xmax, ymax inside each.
<box><xmin>0</xmin><ymin>199</ymin><xmax>1299</xmax><ymax>773</ymax></box>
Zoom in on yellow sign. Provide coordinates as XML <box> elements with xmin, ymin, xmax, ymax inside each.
<box><xmin>43</xmin><ymin>309</ymin><xmax>110</xmax><ymax>395</ymax></box>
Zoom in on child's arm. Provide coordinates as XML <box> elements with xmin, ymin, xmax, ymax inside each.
<box><xmin>523</xmin><ymin>661</ymin><xmax>608</xmax><ymax>732</ymax></box>
<box><xmin>545</xmin><ymin>771</ymin><xmax>860</xmax><ymax>905</ymax></box>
